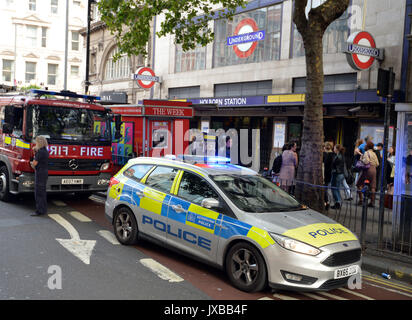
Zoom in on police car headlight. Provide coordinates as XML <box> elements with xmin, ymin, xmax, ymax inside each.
<box><xmin>270</xmin><ymin>233</ymin><xmax>321</xmax><ymax>256</ymax></box>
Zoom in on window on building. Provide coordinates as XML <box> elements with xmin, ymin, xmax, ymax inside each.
<box><xmin>175</xmin><ymin>44</ymin><xmax>206</xmax><ymax>73</ymax></box>
<box><xmin>73</xmin><ymin>0</ymin><xmax>81</xmax><ymax>7</ymax></box>
<box><xmin>214</xmin><ymin>80</ymin><xmax>272</xmax><ymax>97</ymax></box>
<box><xmin>90</xmin><ymin>52</ymin><xmax>96</xmax><ymax>74</ymax></box>
<box><xmin>47</xmin><ymin>64</ymin><xmax>58</xmax><ymax>85</ymax></box>
<box><xmin>168</xmin><ymin>86</ymin><xmax>200</xmax><ymax>99</ymax></box>
<box><xmin>51</xmin><ymin>0</ymin><xmax>58</xmax><ymax>14</ymax></box>
<box><xmin>104</xmin><ymin>47</ymin><xmax>131</xmax><ymax>80</ymax></box>
<box><xmin>71</xmin><ymin>31</ymin><xmax>80</xmax><ymax>51</ymax></box>
<box><xmin>41</xmin><ymin>27</ymin><xmax>47</xmax><ymax>47</ymax></box>
<box><xmin>5</xmin><ymin>0</ymin><xmax>14</xmax><ymax>7</ymax></box>
<box><xmin>2</xmin><ymin>59</ymin><xmax>14</xmax><ymax>82</ymax></box>
<box><xmin>292</xmin><ymin>73</ymin><xmax>357</xmax><ymax>93</ymax></box>
<box><xmin>213</xmin><ymin>4</ymin><xmax>282</xmax><ymax>68</ymax></box>
<box><xmin>29</xmin><ymin>0</ymin><xmax>36</xmax><ymax>11</ymax></box>
<box><xmin>25</xmin><ymin>62</ymin><xmax>36</xmax><ymax>82</ymax></box>
<box><xmin>292</xmin><ymin>7</ymin><xmax>349</xmax><ymax>57</ymax></box>
<box><xmin>26</xmin><ymin>26</ymin><xmax>38</xmax><ymax>47</ymax></box>
<box><xmin>70</xmin><ymin>65</ymin><xmax>79</xmax><ymax>77</ymax></box>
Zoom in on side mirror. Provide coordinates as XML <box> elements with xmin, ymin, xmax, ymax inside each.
<box><xmin>201</xmin><ymin>198</ymin><xmax>220</xmax><ymax>210</ymax></box>
<box><xmin>2</xmin><ymin>123</ymin><xmax>12</xmax><ymax>134</ymax></box>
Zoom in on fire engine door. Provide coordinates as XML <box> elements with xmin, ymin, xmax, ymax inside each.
<box><xmin>148</xmin><ymin>120</ymin><xmax>172</xmax><ymax>157</ymax></box>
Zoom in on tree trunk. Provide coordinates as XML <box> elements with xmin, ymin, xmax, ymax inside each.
<box><xmin>295</xmin><ymin>26</ymin><xmax>325</xmax><ymax>213</ymax></box>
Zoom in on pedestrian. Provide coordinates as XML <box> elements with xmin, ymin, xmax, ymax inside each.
<box><xmin>353</xmin><ymin>139</ymin><xmax>364</xmax><ymax>184</ymax></box>
<box><xmin>225</xmin><ymin>136</ymin><xmax>232</xmax><ymax>160</ymax></box>
<box><xmin>323</xmin><ymin>142</ymin><xmax>334</xmax><ymax>210</ymax></box>
<box><xmin>278</xmin><ymin>141</ymin><xmax>298</xmax><ymax>193</ymax></box>
<box><xmin>357</xmin><ymin>135</ymin><xmax>371</xmax><ymax>155</ymax></box>
<box><xmin>374</xmin><ymin>142</ymin><xmax>383</xmax><ymax>189</ymax></box>
<box><xmin>30</xmin><ymin>136</ymin><xmax>49</xmax><ymax>216</ymax></box>
<box><xmin>356</xmin><ymin>140</ymin><xmax>379</xmax><ymax>207</ymax></box>
<box><xmin>386</xmin><ymin>146</ymin><xmax>395</xmax><ymax>187</ymax></box>
<box><xmin>330</xmin><ymin>144</ymin><xmax>346</xmax><ymax>210</ymax></box>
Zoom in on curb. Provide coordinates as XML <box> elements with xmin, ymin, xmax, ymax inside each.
<box><xmin>362</xmin><ymin>254</ymin><xmax>412</xmax><ymax>285</ymax></box>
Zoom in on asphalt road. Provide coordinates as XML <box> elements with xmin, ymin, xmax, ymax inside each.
<box><xmin>1</xmin><ymin>192</ymin><xmax>412</xmax><ymax>301</ymax></box>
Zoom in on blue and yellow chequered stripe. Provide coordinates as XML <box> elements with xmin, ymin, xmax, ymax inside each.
<box><xmin>109</xmin><ymin>170</ymin><xmax>275</xmax><ymax>249</ymax></box>
<box><xmin>4</xmin><ymin>137</ymin><xmax>30</xmax><ymax>150</ymax></box>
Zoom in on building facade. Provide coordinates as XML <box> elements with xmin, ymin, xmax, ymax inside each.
<box><xmin>0</xmin><ymin>0</ymin><xmax>87</xmax><ymax>92</ymax></box>
<box><xmin>149</xmin><ymin>0</ymin><xmax>408</xmax><ymax>169</ymax></box>
<box><xmin>81</xmin><ymin>2</ymin><xmax>152</xmax><ymax>104</ymax></box>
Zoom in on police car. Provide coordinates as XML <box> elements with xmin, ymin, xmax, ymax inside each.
<box><xmin>105</xmin><ymin>156</ymin><xmax>361</xmax><ymax>292</ymax></box>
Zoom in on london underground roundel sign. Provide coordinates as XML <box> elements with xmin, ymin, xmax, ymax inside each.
<box><xmin>344</xmin><ymin>31</ymin><xmax>384</xmax><ymax>71</ymax></box>
<box><xmin>227</xmin><ymin>18</ymin><xmax>265</xmax><ymax>59</ymax></box>
<box><xmin>133</xmin><ymin>67</ymin><xmax>160</xmax><ymax>89</ymax></box>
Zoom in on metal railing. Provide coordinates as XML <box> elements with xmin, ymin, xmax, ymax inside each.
<box><xmin>271</xmin><ymin>176</ymin><xmax>412</xmax><ymax>258</ymax></box>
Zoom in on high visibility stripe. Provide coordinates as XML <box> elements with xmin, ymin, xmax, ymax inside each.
<box><xmin>186</xmin><ymin>203</ymin><xmax>219</xmax><ymax>234</ymax></box>
<box><xmin>247</xmin><ymin>226</ymin><xmax>275</xmax><ymax>249</ymax></box>
<box><xmin>16</xmin><ymin>139</ymin><xmax>30</xmax><ymax>149</ymax></box>
<box><xmin>139</xmin><ymin>187</ymin><xmax>167</xmax><ymax>215</ymax></box>
<box><xmin>4</xmin><ymin>137</ymin><xmax>11</xmax><ymax>144</ymax></box>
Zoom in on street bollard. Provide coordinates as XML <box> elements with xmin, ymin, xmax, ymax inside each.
<box><xmin>360</xmin><ymin>180</ymin><xmax>371</xmax><ymax>249</ymax></box>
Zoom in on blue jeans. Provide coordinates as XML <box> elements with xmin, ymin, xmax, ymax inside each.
<box><xmin>331</xmin><ymin>173</ymin><xmax>345</xmax><ymax>204</ymax></box>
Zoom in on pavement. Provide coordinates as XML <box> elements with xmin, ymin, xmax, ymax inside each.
<box><xmin>362</xmin><ymin>250</ymin><xmax>412</xmax><ymax>285</ymax></box>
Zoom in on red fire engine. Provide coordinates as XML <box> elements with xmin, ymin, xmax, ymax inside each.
<box><xmin>0</xmin><ymin>89</ymin><xmax>121</xmax><ymax>201</ymax></box>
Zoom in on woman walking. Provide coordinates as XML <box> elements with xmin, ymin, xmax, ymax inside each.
<box><xmin>330</xmin><ymin>144</ymin><xmax>346</xmax><ymax>210</ymax></box>
<box><xmin>356</xmin><ymin>140</ymin><xmax>379</xmax><ymax>207</ymax></box>
<box><xmin>279</xmin><ymin>142</ymin><xmax>298</xmax><ymax>193</ymax></box>
<box><xmin>323</xmin><ymin>142</ymin><xmax>334</xmax><ymax>210</ymax></box>
<box><xmin>30</xmin><ymin>136</ymin><xmax>49</xmax><ymax>216</ymax></box>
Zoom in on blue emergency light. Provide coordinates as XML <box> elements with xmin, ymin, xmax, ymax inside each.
<box><xmin>176</xmin><ymin>154</ymin><xmax>231</xmax><ymax>164</ymax></box>
<box><xmin>30</xmin><ymin>89</ymin><xmax>101</xmax><ymax>102</ymax></box>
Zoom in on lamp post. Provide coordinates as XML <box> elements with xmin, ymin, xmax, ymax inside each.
<box><xmin>84</xmin><ymin>0</ymin><xmax>95</xmax><ymax>94</ymax></box>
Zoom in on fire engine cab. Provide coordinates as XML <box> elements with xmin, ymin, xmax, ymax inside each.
<box><xmin>0</xmin><ymin>89</ymin><xmax>122</xmax><ymax>201</ymax></box>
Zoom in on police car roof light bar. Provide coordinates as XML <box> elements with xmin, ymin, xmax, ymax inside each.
<box><xmin>177</xmin><ymin>154</ymin><xmax>231</xmax><ymax>164</ymax></box>
<box><xmin>30</xmin><ymin>89</ymin><xmax>101</xmax><ymax>102</ymax></box>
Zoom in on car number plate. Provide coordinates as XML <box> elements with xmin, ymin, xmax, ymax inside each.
<box><xmin>334</xmin><ymin>265</ymin><xmax>358</xmax><ymax>279</ymax></box>
<box><xmin>61</xmin><ymin>179</ymin><xmax>84</xmax><ymax>185</ymax></box>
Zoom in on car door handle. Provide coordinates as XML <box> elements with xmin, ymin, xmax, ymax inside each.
<box><xmin>171</xmin><ymin>204</ymin><xmax>186</xmax><ymax>213</ymax></box>
<box><xmin>135</xmin><ymin>191</ymin><xmax>145</xmax><ymax>198</ymax></box>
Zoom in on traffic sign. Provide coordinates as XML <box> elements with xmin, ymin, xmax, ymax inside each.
<box><xmin>133</xmin><ymin>67</ymin><xmax>160</xmax><ymax>89</ymax></box>
<box><xmin>344</xmin><ymin>31</ymin><xmax>384</xmax><ymax>71</ymax></box>
<box><xmin>228</xmin><ymin>18</ymin><xmax>265</xmax><ymax>59</ymax></box>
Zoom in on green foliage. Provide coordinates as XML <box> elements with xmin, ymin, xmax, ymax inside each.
<box><xmin>98</xmin><ymin>0</ymin><xmax>246</xmax><ymax>60</ymax></box>
<box><xmin>18</xmin><ymin>84</ymin><xmax>41</xmax><ymax>93</ymax></box>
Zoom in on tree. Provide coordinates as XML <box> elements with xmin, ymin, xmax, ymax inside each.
<box><xmin>293</xmin><ymin>0</ymin><xmax>349</xmax><ymax>212</ymax></box>
<box><xmin>97</xmin><ymin>0</ymin><xmax>247</xmax><ymax>60</ymax></box>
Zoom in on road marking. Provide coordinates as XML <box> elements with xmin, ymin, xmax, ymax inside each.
<box><xmin>272</xmin><ymin>293</ymin><xmax>299</xmax><ymax>300</ymax></box>
<box><xmin>140</xmin><ymin>258</ymin><xmax>184</xmax><ymax>283</ymax></box>
<box><xmin>301</xmin><ymin>292</ymin><xmax>328</xmax><ymax>300</ymax></box>
<box><xmin>97</xmin><ymin>230</ymin><xmax>120</xmax><ymax>245</ymax></box>
<box><xmin>52</xmin><ymin>200</ymin><xmax>67</xmax><ymax>207</ymax></box>
<box><xmin>363</xmin><ymin>275</ymin><xmax>412</xmax><ymax>293</ymax></box>
<box><xmin>48</xmin><ymin>214</ymin><xmax>96</xmax><ymax>265</ymax></box>
<box><xmin>365</xmin><ymin>282</ymin><xmax>412</xmax><ymax>298</ymax></box>
<box><xmin>316</xmin><ymin>291</ymin><xmax>348</xmax><ymax>300</ymax></box>
<box><xmin>68</xmin><ymin>211</ymin><xmax>92</xmax><ymax>222</ymax></box>
<box><xmin>337</xmin><ymin>287</ymin><xmax>375</xmax><ymax>300</ymax></box>
<box><xmin>258</xmin><ymin>297</ymin><xmax>274</xmax><ymax>300</ymax></box>
<box><xmin>90</xmin><ymin>195</ymin><xmax>105</xmax><ymax>204</ymax></box>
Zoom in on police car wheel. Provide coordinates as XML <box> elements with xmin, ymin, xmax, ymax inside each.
<box><xmin>225</xmin><ymin>242</ymin><xmax>267</xmax><ymax>292</ymax></box>
<box><xmin>113</xmin><ymin>207</ymin><xmax>138</xmax><ymax>245</ymax></box>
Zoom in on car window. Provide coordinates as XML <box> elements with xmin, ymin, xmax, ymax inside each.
<box><xmin>178</xmin><ymin>171</ymin><xmax>219</xmax><ymax>206</ymax></box>
<box><xmin>123</xmin><ymin>164</ymin><xmax>153</xmax><ymax>181</ymax></box>
<box><xmin>145</xmin><ymin>166</ymin><xmax>178</xmax><ymax>194</ymax></box>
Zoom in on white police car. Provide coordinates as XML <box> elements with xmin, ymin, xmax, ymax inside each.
<box><xmin>105</xmin><ymin>156</ymin><xmax>361</xmax><ymax>292</ymax></box>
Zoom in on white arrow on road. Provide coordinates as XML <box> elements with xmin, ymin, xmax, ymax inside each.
<box><xmin>48</xmin><ymin>214</ymin><xmax>96</xmax><ymax>265</ymax></box>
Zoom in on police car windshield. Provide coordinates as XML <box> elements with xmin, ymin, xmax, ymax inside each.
<box><xmin>28</xmin><ymin>105</ymin><xmax>111</xmax><ymax>145</ymax></box>
<box><xmin>212</xmin><ymin>174</ymin><xmax>302</xmax><ymax>213</ymax></box>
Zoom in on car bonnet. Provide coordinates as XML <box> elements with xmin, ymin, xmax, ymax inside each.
<box><xmin>248</xmin><ymin>209</ymin><xmax>358</xmax><ymax>248</ymax></box>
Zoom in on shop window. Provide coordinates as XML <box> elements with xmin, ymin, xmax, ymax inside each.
<box><xmin>291</xmin><ymin>7</ymin><xmax>349</xmax><ymax>58</ymax></box>
<box><xmin>175</xmin><ymin>44</ymin><xmax>206</xmax><ymax>73</ymax></box>
<box><xmin>214</xmin><ymin>80</ymin><xmax>272</xmax><ymax>97</ymax></box>
<box><xmin>293</xmin><ymin>73</ymin><xmax>357</xmax><ymax>93</ymax></box>
<box><xmin>104</xmin><ymin>47</ymin><xmax>131</xmax><ymax>81</ymax></box>
<box><xmin>169</xmin><ymin>86</ymin><xmax>200</xmax><ymax>99</ymax></box>
<box><xmin>213</xmin><ymin>4</ymin><xmax>282</xmax><ymax>68</ymax></box>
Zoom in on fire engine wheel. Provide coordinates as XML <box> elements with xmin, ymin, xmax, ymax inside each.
<box><xmin>0</xmin><ymin>166</ymin><xmax>12</xmax><ymax>202</ymax></box>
